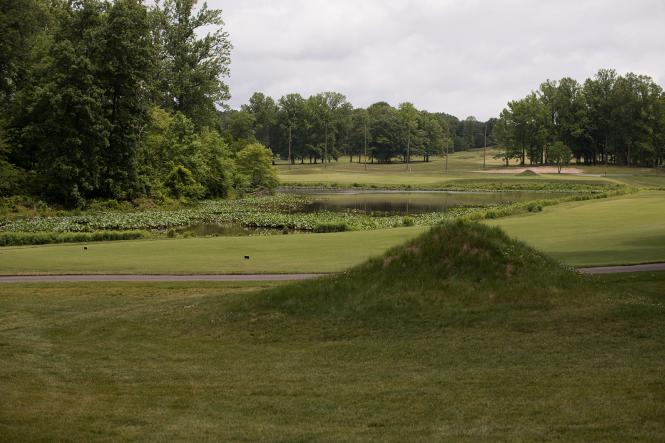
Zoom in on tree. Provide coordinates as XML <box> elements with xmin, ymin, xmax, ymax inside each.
<box><xmin>538</xmin><ymin>77</ymin><xmax>589</xmax><ymax>163</ymax></box>
<box><xmin>235</xmin><ymin>143</ymin><xmax>279</xmax><ymax>190</ymax></box>
<box><xmin>584</xmin><ymin>69</ymin><xmax>618</xmax><ymax>164</ymax></box>
<box><xmin>98</xmin><ymin>0</ymin><xmax>155</xmax><ymax>199</ymax></box>
<box><xmin>220</xmin><ymin>110</ymin><xmax>256</xmax><ymax>153</ymax></box>
<box><xmin>398</xmin><ymin>102</ymin><xmax>419</xmax><ymax>168</ymax></box>
<box><xmin>15</xmin><ymin>0</ymin><xmax>110</xmax><ymax>206</ymax></box>
<box><xmin>420</xmin><ymin>112</ymin><xmax>448</xmax><ymax>162</ymax></box>
<box><xmin>548</xmin><ymin>141</ymin><xmax>573</xmax><ymax>173</ymax></box>
<box><xmin>348</xmin><ymin>108</ymin><xmax>370</xmax><ymax>163</ymax></box>
<box><xmin>367</xmin><ymin>102</ymin><xmax>401</xmax><ymax>163</ymax></box>
<box><xmin>276</xmin><ymin>93</ymin><xmax>307</xmax><ymax>163</ymax></box>
<box><xmin>497</xmin><ymin>93</ymin><xmax>548</xmax><ymax>165</ymax></box>
<box><xmin>242</xmin><ymin>92</ymin><xmax>278</xmax><ymax>149</ymax></box>
<box><xmin>153</xmin><ymin>0</ymin><xmax>232</xmax><ymax>128</ymax></box>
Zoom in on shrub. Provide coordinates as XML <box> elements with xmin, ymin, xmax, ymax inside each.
<box><xmin>313</xmin><ymin>222</ymin><xmax>349</xmax><ymax>233</ymax></box>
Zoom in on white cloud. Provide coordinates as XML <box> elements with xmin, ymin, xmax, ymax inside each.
<box><xmin>209</xmin><ymin>0</ymin><xmax>665</xmax><ymax>119</ymax></box>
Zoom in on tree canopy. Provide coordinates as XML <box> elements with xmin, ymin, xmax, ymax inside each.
<box><xmin>495</xmin><ymin>69</ymin><xmax>665</xmax><ymax>167</ymax></box>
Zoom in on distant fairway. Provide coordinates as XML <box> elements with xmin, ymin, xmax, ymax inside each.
<box><xmin>275</xmin><ymin>149</ymin><xmax>657</xmax><ymax>188</ymax></box>
<box><xmin>490</xmin><ymin>191</ymin><xmax>665</xmax><ymax>266</ymax></box>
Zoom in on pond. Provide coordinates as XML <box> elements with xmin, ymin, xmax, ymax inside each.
<box><xmin>285</xmin><ymin>190</ymin><xmax>549</xmax><ymax>215</ymax></box>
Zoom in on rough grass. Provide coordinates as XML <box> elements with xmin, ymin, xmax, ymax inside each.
<box><xmin>0</xmin><ymin>230</ymin><xmax>148</xmax><ymax>246</ymax></box>
<box><xmin>1</xmin><ymin>222</ymin><xmax>664</xmax><ymax>440</ymax></box>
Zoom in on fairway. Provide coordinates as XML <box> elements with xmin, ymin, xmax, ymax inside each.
<box><xmin>276</xmin><ymin>151</ymin><xmax>616</xmax><ymax>187</ymax></box>
<box><xmin>489</xmin><ymin>191</ymin><xmax>665</xmax><ymax>266</ymax></box>
<box><xmin>0</xmin><ymin>226</ymin><xmax>426</xmax><ymax>275</ymax></box>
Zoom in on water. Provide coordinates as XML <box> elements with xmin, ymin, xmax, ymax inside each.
<box><xmin>290</xmin><ymin>190</ymin><xmax>547</xmax><ymax>215</ymax></box>
<box><xmin>177</xmin><ymin>191</ymin><xmax>550</xmax><ymax>236</ymax></box>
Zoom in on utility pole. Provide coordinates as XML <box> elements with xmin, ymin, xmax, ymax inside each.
<box><xmin>483</xmin><ymin>122</ymin><xmax>487</xmax><ymax>169</ymax></box>
<box><xmin>364</xmin><ymin>116</ymin><xmax>368</xmax><ymax>171</ymax></box>
<box><xmin>288</xmin><ymin>123</ymin><xmax>292</xmax><ymax>168</ymax></box>
<box><xmin>324</xmin><ymin>120</ymin><xmax>328</xmax><ymax>168</ymax></box>
<box><xmin>406</xmin><ymin>131</ymin><xmax>411</xmax><ymax>172</ymax></box>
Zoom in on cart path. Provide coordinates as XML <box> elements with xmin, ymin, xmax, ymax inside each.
<box><xmin>1</xmin><ymin>263</ymin><xmax>664</xmax><ymax>282</ymax></box>
<box><xmin>578</xmin><ymin>263</ymin><xmax>665</xmax><ymax>274</ymax></box>
<box><xmin>0</xmin><ymin>274</ymin><xmax>327</xmax><ymax>283</ymax></box>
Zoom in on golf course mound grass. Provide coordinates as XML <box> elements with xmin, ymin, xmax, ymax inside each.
<box><xmin>240</xmin><ymin>221</ymin><xmax>583</xmax><ymax>325</ymax></box>
<box><xmin>517</xmin><ymin>169</ymin><xmax>539</xmax><ymax>176</ymax></box>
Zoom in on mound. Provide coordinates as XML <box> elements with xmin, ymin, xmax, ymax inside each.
<box><xmin>246</xmin><ymin>221</ymin><xmax>582</xmax><ymax>321</ymax></box>
<box><xmin>517</xmin><ymin>169</ymin><xmax>539</xmax><ymax>176</ymax></box>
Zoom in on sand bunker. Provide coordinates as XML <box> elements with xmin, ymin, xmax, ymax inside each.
<box><xmin>475</xmin><ymin>166</ymin><xmax>584</xmax><ymax>174</ymax></box>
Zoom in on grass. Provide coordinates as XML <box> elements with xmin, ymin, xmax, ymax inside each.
<box><xmin>2</xmin><ymin>222</ymin><xmax>664</xmax><ymax>440</ymax></box>
<box><xmin>0</xmin><ymin>226</ymin><xmax>426</xmax><ymax>275</ymax></box>
<box><xmin>277</xmin><ymin>150</ymin><xmax>615</xmax><ymax>187</ymax></box>
<box><xmin>488</xmin><ymin>191</ymin><xmax>665</xmax><ymax>266</ymax></box>
<box><xmin>277</xmin><ymin>149</ymin><xmax>665</xmax><ymax>190</ymax></box>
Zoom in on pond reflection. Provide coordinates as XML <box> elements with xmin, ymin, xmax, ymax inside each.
<box><xmin>293</xmin><ymin>191</ymin><xmax>547</xmax><ymax>215</ymax></box>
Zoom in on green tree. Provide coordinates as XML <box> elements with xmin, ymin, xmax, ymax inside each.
<box><xmin>276</xmin><ymin>93</ymin><xmax>307</xmax><ymax>163</ymax></box>
<box><xmin>98</xmin><ymin>0</ymin><xmax>155</xmax><ymax>199</ymax></box>
<box><xmin>367</xmin><ymin>102</ymin><xmax>401</xmax><ymax>163</ymax></box>
<box><xmin>548</xmin><ymin>141</ymin><xmax>573</xmax><ymax>173</ymax></box>
<box><xmin>16</xmin><ymin>0</ymin><xmax>109</xmax><ymax>206</ymax></box>
<box><xmin>538</xmin><ymin>77</ymin><xmax>589</xmax><ymax>162</ymax></box>
<box><xmin>398</xmin><ymin>102</ymin><xmax>419</xmax><ymax>168</ymax></box>
<box><xmin>584</xmin><ymin>69</ymin><xmax>618</xmax><ymax>164</ymax></box>
<box><xmin>242</xmin><ymin>92</ymin><xmax>278</xmax><ymax>149</ymax></box>
<box><xmin>153</xmin><ymin>0</ymin><xmax>232</xmax><ymax>128</ymax></box>
<box><xmin>220</xmin><ymin>110</ymin><xmax>257</xmax><ymax>153</ymax></box>
<box><xmin>235</xmin><ymin>143</ymin><xmax>278</xmax><ymax>190</ymax></box>
<box><xmin>192</xmin><ymin>128</ymin><xmax>235</xmax><ymax>197</ymax></box>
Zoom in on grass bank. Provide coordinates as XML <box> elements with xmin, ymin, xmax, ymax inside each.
<box><xmin>2</xmin><ymin>222</ymin><xmax>664</xmax><ymax>440</ymax></box>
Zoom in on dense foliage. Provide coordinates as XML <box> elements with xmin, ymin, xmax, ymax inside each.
<box><xmin>494</xmin><ymin>69</ymin><xmax>665</xmax><ymax>167</ymax></box>
<box><xmin>0</xmin><ymin>0</ymin><xmax>275</xmax><ymax>206</ymax></box>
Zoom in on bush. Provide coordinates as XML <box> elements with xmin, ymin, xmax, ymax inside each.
<box><xmin>313</xmin><ymin>222</ymin><xmax>349</xmax><ymax>233</ymax></box>
<box><xmin>235</xmin><ymin>143</ymin><xmax>279</xmax><ymax>191</ymax></box>
<box><xmin>164</xmin><ymin>165</ymin><xmax>205</xmax><ymax>200</ymax></box>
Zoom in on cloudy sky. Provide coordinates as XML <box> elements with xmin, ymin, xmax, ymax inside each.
<box><xmin>211</xmin><ymin>0</ymin><xmax>665</xmax><ymax>120</ymax></box>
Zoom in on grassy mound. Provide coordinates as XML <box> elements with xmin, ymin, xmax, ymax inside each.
<box><xmin>517</xmin><ymin>169</ymin><xmax>539</xmax><ymax>176</ymax></box>
<box><xmin>241</xmin><ymin>221</ymin><xmax>584</xmax><ymax>325</ymax></box>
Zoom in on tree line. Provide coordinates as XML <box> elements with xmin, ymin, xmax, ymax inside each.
<box><xmin>494</xmin><ymin>69</ymin><xmax>665</xmax><ymax>167</ymax></box>
<box><xmin>221</xmin><ymin>93</ymin><xmax>497</xmax><ymax>166</ymax></box>
<box><xmin>0</xmin><ymin>0</ymin><xmax>279</xmax><ymax>206</ymax></box>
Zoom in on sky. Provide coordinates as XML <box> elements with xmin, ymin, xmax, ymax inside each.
<box><xmin>210</xmin><ymin>0</ymin><xmax>665</xmax><ymax>120</ymax></box>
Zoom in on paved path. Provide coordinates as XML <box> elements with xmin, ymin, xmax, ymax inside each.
<box><xmin>578</xmin><ymin>263</ymin><xmax>665</xmax><ymax>274</ymax></box>
<box><xmin>0</xmin><ymin>274</ymin><xmax>326</xmax><ymax>283</ymax></box>
<box><xmin>2</xmin><ymin>263</ymin><xmax>664</xmax><ymax>282</ymax></box>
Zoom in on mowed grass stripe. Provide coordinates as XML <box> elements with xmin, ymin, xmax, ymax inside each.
<box><xmin>489</xmin><ymin>191</ymin><xmax>665</xmax><ymax>266</ymax></box>
<box><xmin>0</xmin><ymin>226</ymin><xmax>427</xmax><ymax>275</ymax></box>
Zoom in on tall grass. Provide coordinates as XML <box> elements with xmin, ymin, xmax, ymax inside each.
<box><xmin>0</xmin><ymin>230</ymin><xmax>148</xmax><ymax>247</ymax></box>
